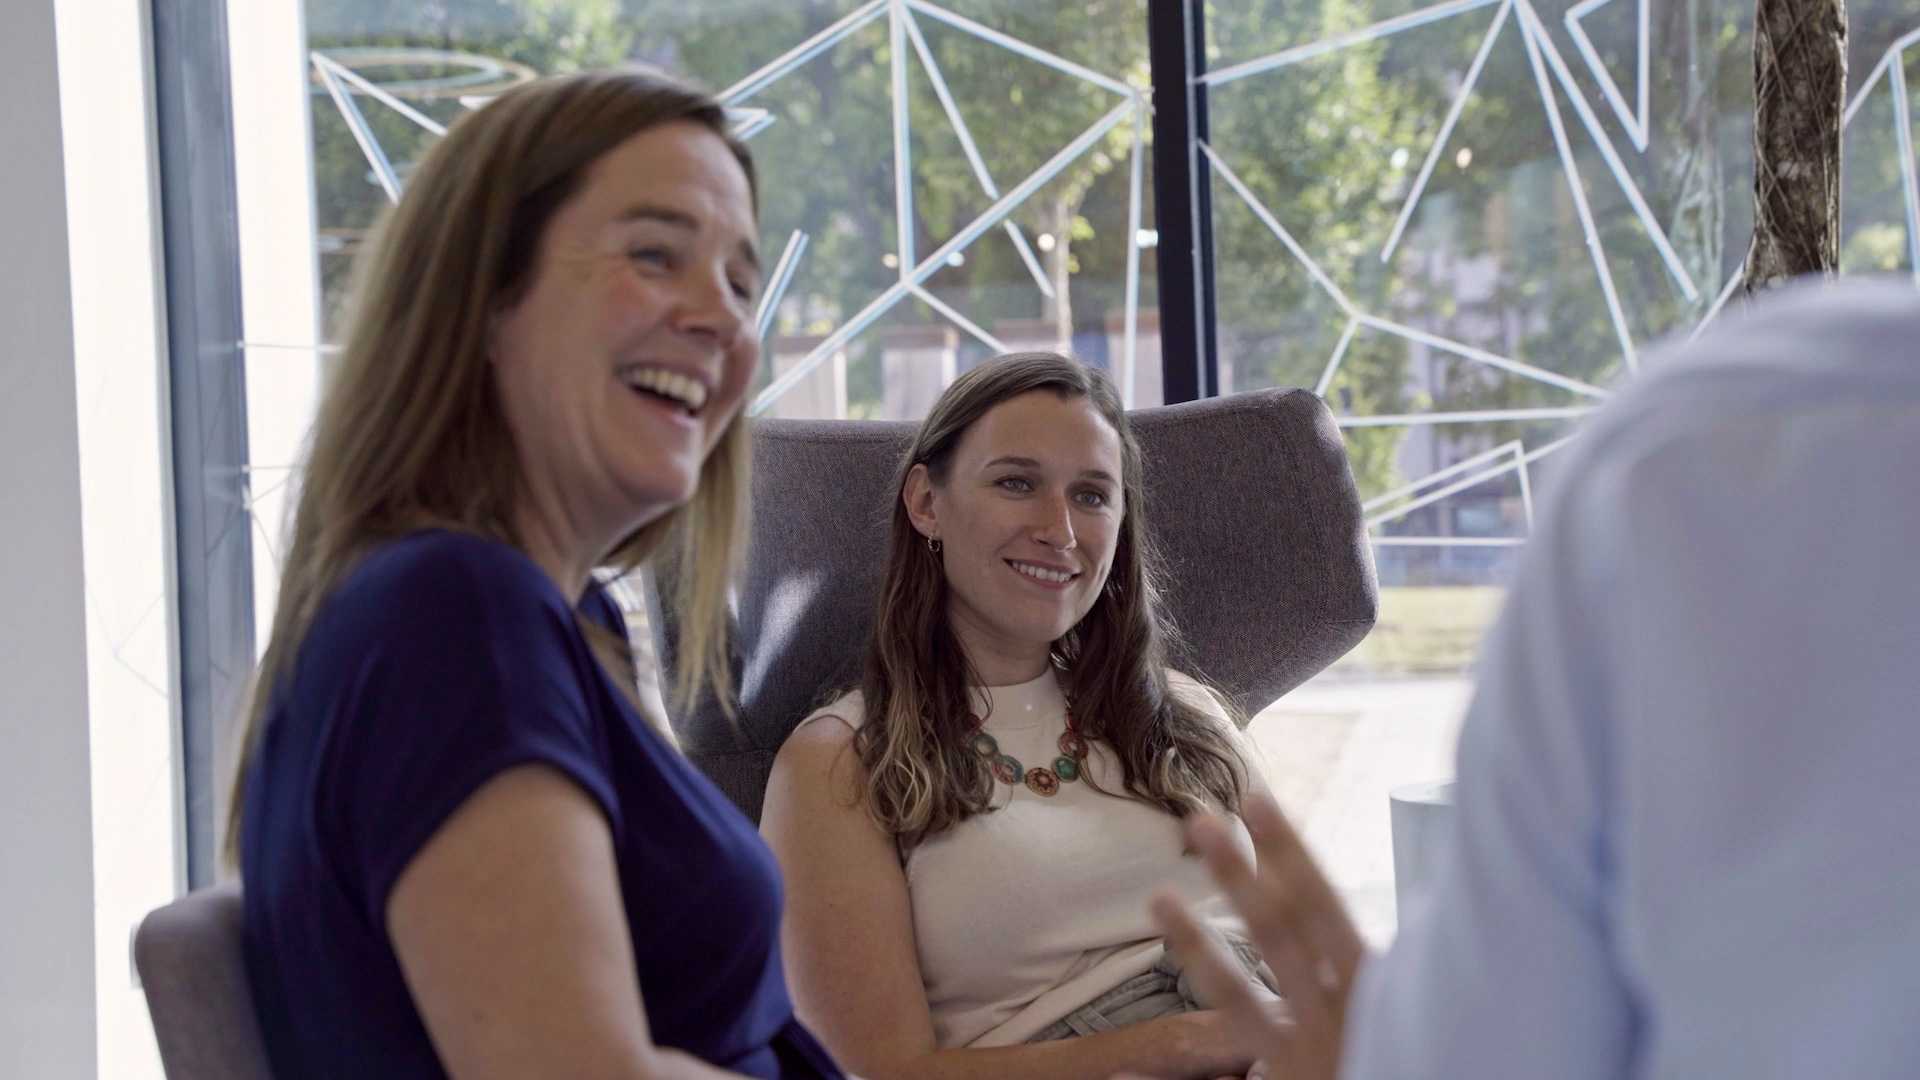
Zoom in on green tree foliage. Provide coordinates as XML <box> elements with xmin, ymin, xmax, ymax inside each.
<box><xmin>307</xmin><ymin>0</ymin><xmax>637</xmax><ymax>330</ymax></box>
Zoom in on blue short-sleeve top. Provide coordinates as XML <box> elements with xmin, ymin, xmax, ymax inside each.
<box><xmin>240</xmin><ymin>530</ymin><xmax>841</xmax><ymax>1079</ymax></box>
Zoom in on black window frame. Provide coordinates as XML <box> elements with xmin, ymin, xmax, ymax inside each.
<box><xmin>1147</xmin><ymin>0</ymin><xmax>1220</xmax><ymax>403</ymax></box>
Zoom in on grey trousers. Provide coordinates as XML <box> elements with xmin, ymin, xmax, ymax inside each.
<box><xmin>1025</xmin><ymin>931</ymin><xmax>1279</xmax><ymax>1042</ymax></box>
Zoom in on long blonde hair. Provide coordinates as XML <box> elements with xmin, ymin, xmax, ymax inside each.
<box><xmin>226</xmin><ymin>69</ymin><xmax>756</xmax><ymax>862</ymax></box>
<box><xmin>853</xmin><ymin>354</ymin><xmax>1248</xmax><ymax>848</ymax></box>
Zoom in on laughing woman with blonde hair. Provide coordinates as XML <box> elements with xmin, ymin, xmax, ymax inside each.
<box><xmin>232</xmin><ymin>69</ymin><xmax>843</xmax><ymax>1079</ymax></box>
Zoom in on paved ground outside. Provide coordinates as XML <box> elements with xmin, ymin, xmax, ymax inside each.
<box><xmin>1245</xmin><ymin>673</ymin><xmax>1473</xmax><ymax>946</ymax></box>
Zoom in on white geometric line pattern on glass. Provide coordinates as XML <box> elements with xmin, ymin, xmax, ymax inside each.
<box><xmin>312</xmin><ymin>52</ymin><xmax>449</xmax><ymax>136</ymax></box>
<box><xmin>1891</xmin><ymin>60</ymin><xmax>1920</xmax><ymax>286</ymax></box>
<box><xmin>1356</xmin><ymin>315</ymin><xmax>1608</xmax><ymax>400</ymax></box>
<box><xmin>1690</xmin><ymin>268</ymin><xmax>1750</xmax><ymax>342</ymax></box>
<box><xmin>1207</xmin><ymin>0</ymin><xmax>1697</xmax><ymax>306</ymax></box>
<box><xmin>905</xmin><ymin>0</ymin><xmax>1134</xmax><ymax>97</ymax></box>
<box><xmin>1520</xmin><ymin>0</ymin><xmax>1639</xmax><ymax>371</ymax></box>
<box><xmin>1201</xmin><ymin>5</ymin><xmax>1698</xmax><ymax>553</ymax></box>
<box><xmin>1120</xmin><ymin>97</ymin><xmax>1148</xmax><ymax>404</ymax></box>
<box><xmin>1362</xmin><ymin>433</ymin><xmax>1570</xmax><ymax>534</ymax></box>
<box><xmin>308</xmin><ymin>5</ymin><xmax>1159</xmax><ymax>410</ymax></box>
<box><xmin>1199</xmin><ymin>0</ymin><xmax>1745</xmax><ymax>550</ymax></box>
<box><xmin>1512</xmin><ymin>0</ymin><xmax>1698</xmax><ymax>302</ymax></box>
<box><xmin>1338</xmin><ymin>407</ymin><xmax>1596</xmax><ymax>427</ymax></box>
<box><xmin>1363</xmin><ymin>439</ymin><xmax>1526</xmax><ymax>520</ymax></box>
<box><xmin>890</xmin><ymin>2</ymin><xmax>916</xmax><ymax>278</ymax></box>
<box><xmin>1564</xmin><ymin>0</ymin><xmax>1650</xmax><ymax>152</ymax></box>
<box><xmin>1223</xmin><ymin>0</ymin><xmax>1912</xmax><ymax>549</ymax></box>
<box><xmin>1315</xmin><ymin>319</ymin><xmax>1362</xmax><ymax>399</ymax></box>
<box><xmin>297</xmin><ymin>10</ymin><xmax>1920</xmax><ymax>558</ymax></box>
<box><xmin>1361</xmin><ymin>435</ymin><xmax>1574</xmax><ymax>545</ymax></box>
<box><xmin>311</xmin><ymin>53</ymin><xmax>407</xmax><ymax>203</ymax></box>
<box><xmin>1842</xmin><ymin>26</ymin><xmax>1920</xmax><ymax>128</ymax></box>
<box><xmin>1381</xmin><ymin>0</ymin><xmax>1515</xmax><ymax>265</ymax></box>
<box><xmin>750</xmin><ymin>97</ymin><xmax>1138</xmax><ymax>415</ymax></box>
<box><xmin>899</xmin><ymin>5</ymin><xmax>1055</xmax><ymax>298</ymax></box>
<box><xmin>720</xmin><ymin>0</ymin><xmax>889</xmax><ymax>104</ymax></box>
<box><xmin>1203</xmin><ymin>140</ymin><xmax>1612</xmax><ymax>407</ymax></box>
<box><xmin>722</xmin><ymin>0</ymin><xmax>1148</xmax><ymax>415</ymax></box>
<box><xmin>323</xmin><ymin>46</ymin><xmax>536</xmax><ymax>101</ymax></box>
<box><xmin>725</xmin><ymin>106</ymin><xmax>777</xmax><ymax>141</ymax></box>
<box><xmin>1202</xmin><ymin>0</ymin><xmax>1504</xmax><ymax>89</ymax></box>
<box><xmin>756</xmin><ymin>230</ymin><xmax>811</xmax><ymax>343</ymax></box>
<box><xmin>910</xmin><ymin>283</ymin><xmax>1010</xmax><ymax>353</ymax></box>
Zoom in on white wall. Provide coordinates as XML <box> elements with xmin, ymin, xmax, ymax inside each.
<box><xmin>0</xmin><ymin>0</ymin><xmax>100</xmax><ymax>1073</ymax></box>
<box><xmin>55</xmin><ymin>0</ymin><xmax>178</xmax><ymax>1074</ymax></box>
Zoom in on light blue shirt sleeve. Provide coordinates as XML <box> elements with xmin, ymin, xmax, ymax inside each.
<box><xmin>1341</xmin><ymin>278</ymin><xmax>1920</xmax><ymax>1080</ymax></box>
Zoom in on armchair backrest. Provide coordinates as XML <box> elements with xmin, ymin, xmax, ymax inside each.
<box><xmin>134</xmin><ymin>883</ymin><xmax>274</xmax><ymax>1080</ymax></box>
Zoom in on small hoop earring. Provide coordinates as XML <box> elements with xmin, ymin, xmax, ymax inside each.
<box><xmin>926</xmin><ymin>536</ymin><xmax>942</xmax><ymax>555</ymax></box>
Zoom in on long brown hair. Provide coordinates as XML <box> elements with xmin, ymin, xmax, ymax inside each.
<box><xmin>853</xmin><ymin>353</ymin><xmax>1248</xmax><ymax>847</ymax></box>
<box><xmin>226</xmin><ymin>69</ymin><xmax>757</xmax><ymax>862</ymax></box>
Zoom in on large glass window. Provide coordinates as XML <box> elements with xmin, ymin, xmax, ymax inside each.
<box><xmin>1206</xmin><ymin>0</ymin><xmax>1920</xmax><ymax>935</ymax></box>
<box><xmin>175</xmin><ymin>0</ymin><xmax>1920</xmax><ymax>939</ymax></box>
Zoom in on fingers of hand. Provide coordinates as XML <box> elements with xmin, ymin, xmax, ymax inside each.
<box><xmin>1150</xmin><ymin>891</ymin><xmax>1291</xmax><ymax>1051</ymax></box>
<box><xmin>1262</xmin><ymin>923</ymin><xmax>1352</xmax><ymax>1031</ymax></box>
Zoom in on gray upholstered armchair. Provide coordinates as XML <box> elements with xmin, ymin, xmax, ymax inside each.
<box><xmin>646</xmin><ymin>387</ymin><xmax>1379</xmax><ymax>821</ymax></box>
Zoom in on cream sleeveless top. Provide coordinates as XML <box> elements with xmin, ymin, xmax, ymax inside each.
<box><xmin>799</xmin><ymin>669</ymin><xmax>1257</xmax><ymax>1047</ymax></box>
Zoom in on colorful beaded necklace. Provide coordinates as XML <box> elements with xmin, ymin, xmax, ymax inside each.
<box><xmin>966</xmin><ymin>702</ymin><xmax>1090</xmax><ymax>798</ymax></box>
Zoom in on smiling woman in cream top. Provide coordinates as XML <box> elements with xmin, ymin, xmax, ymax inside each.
<box><xmin>762</xmin><ymin>353</ymin><xmax>1275</xmax><ymax>1080</ymax></box>
<box><xmin>795</xmin><ymin>668</ymin><xmax>1252</xmax><ymax>1050</ymax></box>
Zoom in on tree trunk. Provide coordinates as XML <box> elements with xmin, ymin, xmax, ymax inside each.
<box><xmin>1743</xmin><ymin>0</ymin><xmax>1848</xmax><ymax>292</ymax></box>
<box><xmin>1043</xmin><ymin>193</ymin><xmax>1074</xmax><ymax>349</ymax></box>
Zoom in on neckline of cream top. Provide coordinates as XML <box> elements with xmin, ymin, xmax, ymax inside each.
<box><xmin>971</xmin><ymin>666</ymin><xmax>1068</xmax><ymax>733</ymax></box>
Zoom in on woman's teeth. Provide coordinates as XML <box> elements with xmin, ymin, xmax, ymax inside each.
<box><xmin>620</xmin><ymin>366</ymin><xmax>708</xmax><ymax>413</ymax></box>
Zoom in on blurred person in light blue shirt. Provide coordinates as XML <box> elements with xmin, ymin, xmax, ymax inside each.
<box><xmin>1151</xmin><ymin>277</ymin><xmax>1920</xmax><ymax>1080</ymax></box>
